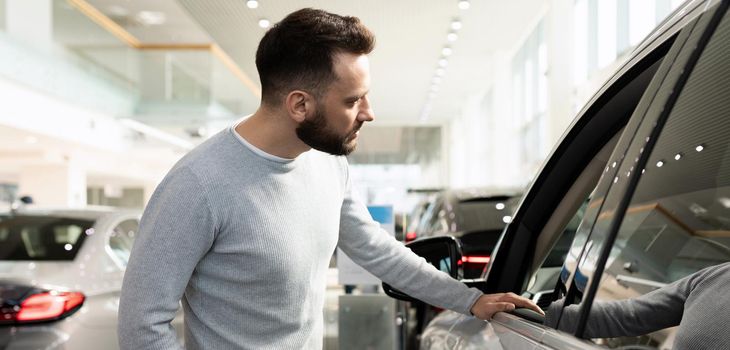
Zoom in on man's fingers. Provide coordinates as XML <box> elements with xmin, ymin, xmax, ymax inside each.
<box><xmin>493</xmin><ymin>302</ymin><xmax>516</xmax><ymax>313</ymax></box>
<box><xmin>499</xmin><ymin>293</ymin><xmax>545</xmax><ymax>315</ymax></box>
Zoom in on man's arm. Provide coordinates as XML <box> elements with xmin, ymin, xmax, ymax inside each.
<box><xmin>545</xmin><ymin>274</ymin><xmax>692</xmax><ymax>338</ymax></box>
<box><xmin>118</xmin><ymin>166</ymin><xmax>216</xmax><ymax>350</ymax></box>
<box><xmin>337</xmin><ymin>161</ymin><xmax>540</xmax><ymax>318</ymax></box>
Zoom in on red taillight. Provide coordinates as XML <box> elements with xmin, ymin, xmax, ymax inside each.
<box><xmin>405</xmin><ymin>232</ymin><xmax>417</xmax><ymax>242</ymax></box>
<box><xmin>461</xmin><ymin>255</ymin><xmax>491</xmax><ymax>264</ymax></box>
<box><xmin>15</xmin><ymin>291</ymin><xmax>85</xmax><ymax>323</ymax></box>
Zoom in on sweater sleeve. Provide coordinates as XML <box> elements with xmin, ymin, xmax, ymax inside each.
<box><xmin>546</xmin><ymin>273</ymin><xmax>692</xmax><ymax>338</ymax></box>
<box><xmin>336</xmin><ymin>161</ymin><xmax>482</xmax><ymax>316</ymax></box>
<box><xmin>118</xmin><ymin>166</ymin><xmax>216</xmax><ymax>350</ymax></box>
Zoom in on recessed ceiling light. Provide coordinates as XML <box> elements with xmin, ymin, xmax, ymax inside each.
<box><xmin>135</xmin><ymin>11</ymin><xmax>166</xmax><ymax>26</ymax></box>
<box><xmin>246</xmin><ymin>0</ymin><xmax>259</xmax><ymax>9</ymax></box>
<box><xmin>451</xmin><ymin>19</ymin><xmax>462</xmax><ymax>30</ymax></box>
<box><xmin>442</xmin><ymin>47</ymin><xmax>453</xmax><ymax>56</ymax></box>
<box><xmin>696</xmin><ymin>144</ymin><xmax>704</xmax><ymax>152</ymax></box>
<box><xmin>435</xmin><ymin>68</ymin><xmax>446</xmax><ymax>76</ymax></box>
<box><xmin>495</xmin><ymin>203</ymin><xmax>505</xmax><ymax>210</ymax></box>
<box><xmin>502</xmin><ymin>216</ymin><xmax>512</xmax><ymax>224</ymax></box>
<box><xmin>258</xmin><ymin>18</ymin><xmax>270</xmax><ymax>28</ymax></box>
<box><xmin>458</xmin><ymin>0</ymin><xmax>471</xmax><ymax>10</ymax></box>
<box><xmin>674</xmin><ymin>153</ymin><xmax>683</xmax><ymax>160</ymax></box>
<box><xmin>438</xmin><ymin>58</ymin><xmax>448</xmax><ymax>67</ymax></box>
<box><xmin>432</xmin><ymin>76</ymin><xmax>442</xmax><ymax>84</ymax></box>
<box><xmin>656</xmin><ymin>160</ymin><xmax>664</xmax><ymax>167</ymax></box>
<box><xmin>447</xmin><ymin>32</ymin><xmax>458</xmax><ymax>42</ymax></box>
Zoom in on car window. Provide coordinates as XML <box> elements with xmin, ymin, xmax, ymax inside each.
<box><xmin>0</xmin><ymin>215</ymin><xmax>94</xmax><ymax>261</ymax></box>
<box><xmin>419</xmin><ymin>198</ymin><xmax>445</xmax><ymax>236</ymax></box>
<box><xmin>456</xmin><ymin>196</ymin><xmax>520</xmax><ymax>233</ymax></box>
<box><xmin>109</xmin><ymin>219</ymin><xmax>138</xmax><ymax>267</ymax></box>
<box><xmin>578</xmin><ymin>6</ymin><xmax>730</xmax><ymax>348</ymax></box>
<box><xmin>543</xmin><ymin>200</ymin><xmax>586</xmax><ymax>268</ymax></box>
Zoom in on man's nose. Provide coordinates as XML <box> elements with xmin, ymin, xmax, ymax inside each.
<box><xmin>358</xmin><ymin>97</ymin><xmax>375</xmax><ymax>122</ymax></box>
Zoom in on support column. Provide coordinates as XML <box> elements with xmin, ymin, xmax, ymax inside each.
<box><xmin>18</xmin><ymin>161</ymin><xmax>87</xmax><ymax>207</ymax></box>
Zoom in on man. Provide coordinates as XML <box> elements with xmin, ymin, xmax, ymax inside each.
<box><xmin>118</xmin><ymin>8</ymin><xmax>542</xmax><ymax>349</ymax></box>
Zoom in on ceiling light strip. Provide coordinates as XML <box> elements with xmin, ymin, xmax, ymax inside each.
<box><xmin>66</xmin><ymin>0</ymin><xmax>141</xmax><ymax>48</ymax></box>
<box><xmin>119</xmin><ymin>118</ymin><xmax>194</xmax><ymax>150</ymax></box>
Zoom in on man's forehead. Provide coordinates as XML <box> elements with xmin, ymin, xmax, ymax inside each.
<box><xmin>331</xmin><ymin>53</ymin><xmax>369</xmax><ymax>91</ymax></box>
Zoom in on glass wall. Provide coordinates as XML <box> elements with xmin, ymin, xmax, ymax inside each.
<box><xmin>512</xmin><ymin>20</ymin><xmax>548</xmax><ymax>176</ymax></box>
<box><xmin>574</xmin><ymin>0</ymin><xmax>684</xmax><ymax>85</ymax></box>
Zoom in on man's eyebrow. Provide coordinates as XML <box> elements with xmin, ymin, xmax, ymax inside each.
<box><xmin>345</xmin><ymin>90</ymin><xmax>370</xmax><ymax>101</ymax></box>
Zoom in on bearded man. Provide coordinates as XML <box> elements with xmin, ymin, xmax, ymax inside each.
<box><xmin>118</xmin><ymin>8</ymin><xmax>541</xmax><ymax>350</ymax></box>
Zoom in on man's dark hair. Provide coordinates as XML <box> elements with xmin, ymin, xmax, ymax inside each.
<box><xmin>256</xmin><ymin>8</ymin><xmax>375</xmax><ymax>106</ymax></box>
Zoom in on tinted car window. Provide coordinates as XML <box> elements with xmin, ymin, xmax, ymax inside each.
<box><xmin>588</xmin><ymin>8</ymin><xmax>730</xmax><ymax>348</ymax></box>
<box><xmin>0</xmin><ymin>215</ymin><xmax>94</xmax><ymax>261</ymax></box>
<box><xmin>456</xmin><ymin>197</ymin><xmax>519</xmax><ymax>233</ymax></box>
<box><xmin>109</xmin><ymin>219</ymin><xmax>139</xmax><ymax>267</ymax></box>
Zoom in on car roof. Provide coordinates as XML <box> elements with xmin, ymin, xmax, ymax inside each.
<box><xmin>0</xmin><ymin>205</ymin><xmax>140</xmax><ymax>221</ymax></box>
<box><xmin>441</xmin><ymin>187</ymin><xmax>523</xmax><ymax>203</ymax></box>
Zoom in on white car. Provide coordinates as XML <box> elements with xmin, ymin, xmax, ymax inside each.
<box><xmin>0</xmin><ymin>206</ymin><xmax>184</xmax><ymax>349</ymax></box>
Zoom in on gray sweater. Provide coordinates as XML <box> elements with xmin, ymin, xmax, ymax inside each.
<box><xmin>545</xmin><ymin>262</ymin><xmax>730</xmax><ymax>349</ymax></box>
<box><xmin>118</xmin><ymin>126</ymin><xmax>482</xmax><ymax>350</ymax></box>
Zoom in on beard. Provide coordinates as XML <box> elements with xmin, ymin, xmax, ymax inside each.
<box><xmin>296</xmin><ymin>107</ymin><xmax>362</xmax><ymax>156</ymax></box>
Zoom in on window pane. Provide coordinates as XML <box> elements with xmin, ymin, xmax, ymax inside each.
<box><xmin>590</xmin><ymin>9</ymin><xmax>730</xmax><ymax>349</ymax></box>
<box><xmin>574</xmin><ymin>0</ymin><xmax>589</xmax><ymax>85</ymax></box>
<box><xmin>0</xmin><ymin>216</ymin><xmax>93</xmax><ymax>261</ymax></box>
<box><xmin>109</xmin><ymin>219</ymin><xmax>138</xmax><ymax>266</ymax></box>
<box><xmin>629</xmin><ymin>0</ymin><xmax>656</xmax><ymax>45</ymax></box>
<box><xmin>598</xmin><ymin>0</ymin><xmax>618</xmax><ymax>69</ymax></box>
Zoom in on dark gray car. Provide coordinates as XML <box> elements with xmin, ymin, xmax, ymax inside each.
<box><xmin>387</xmin><ymin>0</ymin><xmax>730</xmax><ymax>348</ymax></box>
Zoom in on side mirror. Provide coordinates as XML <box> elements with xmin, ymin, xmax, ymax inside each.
<box><xmin>382</xmin><ymin>236</ymin><xmax>463</xmax><ymax>302</ymax></box>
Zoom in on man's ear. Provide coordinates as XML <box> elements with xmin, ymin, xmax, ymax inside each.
<box><xmin>285</xmin><ymin>90</ymin><xmax>313</xmax><ymax>123</ymax></box>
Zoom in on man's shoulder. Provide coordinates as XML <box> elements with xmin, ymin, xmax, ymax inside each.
<box><xmin>173</xmin><ymin>128</ymin><xmax>243</xmax><ymax>175</ymax></box>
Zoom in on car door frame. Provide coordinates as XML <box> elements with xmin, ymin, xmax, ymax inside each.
<box><xmin>553</xmin><ymin>0</ymin><xmax>729</xmax><ymax>338</ymax></box>
<box><xmin>462</xmin><ymin>0</ymin><xmax>716</xmax><ymax>348</ymax></box>
<box><xmin>481</xmin><ymin>0</ymin><xmax>711</xmax><ymax>296</ymax></box>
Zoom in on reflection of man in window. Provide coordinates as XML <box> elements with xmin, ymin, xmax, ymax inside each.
<box><xmin>545</xmin><ymin>262</ymin><xmax>730</xmax><ymax>350</ymax></box>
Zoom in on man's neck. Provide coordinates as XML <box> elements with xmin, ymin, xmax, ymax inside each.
<box><xmin>235</xmin><ymin>109</ymin><xmax>311</xmax><ymax>159</ymax></box>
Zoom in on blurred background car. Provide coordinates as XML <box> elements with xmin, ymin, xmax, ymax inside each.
<box><xmin>398</xmin><ymin>188</ymin><xmax>521</xmax><ymax>349</ymax></box>
<box><xmin>0</xmin><ymin>205</ymin><xmax>184</xmax><ymax>349</ymax></box>
<box><xmin>410</xmin><ymin>188</ymin><xmax>522</xmax><ymax>278</ymax></box>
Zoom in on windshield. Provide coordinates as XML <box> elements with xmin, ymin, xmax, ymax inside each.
<box><xmin>0</xmin><ymin>215</ymin><xmax>94</xmax><ymax>261</ymax></box>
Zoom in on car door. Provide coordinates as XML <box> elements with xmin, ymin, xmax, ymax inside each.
<box><xmin>550</xmin><ymin>1</ymin><xmax>730</xmax><ymax>349</ymax></box>
<box><xmin>420</xmin><ymin>1</ymin><xmax>715</xmax><ymax>349</ymax></box>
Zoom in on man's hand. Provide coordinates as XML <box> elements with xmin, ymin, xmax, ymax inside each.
<box><xmin>469</xmin><ymin>292</ymin><xmax>545</xmax><ymax>320</ymax></box>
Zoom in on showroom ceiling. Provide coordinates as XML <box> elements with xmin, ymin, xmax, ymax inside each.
<box><xmin>6</xmin><ymin>0</ymin><xmax>545</xmax><ymax>167</ymax></box>
<box><xmin>80</xmin><ymin>0</ymin><xmax>545</xmax><ymax>124</ymax></box>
